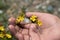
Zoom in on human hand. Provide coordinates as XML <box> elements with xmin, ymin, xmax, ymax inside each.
<box><xmin>8</xmin><ymin>12</ymin><xmax>60</xmax><ymax>40</ymax></box>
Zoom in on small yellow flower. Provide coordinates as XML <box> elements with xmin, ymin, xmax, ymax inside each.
<box><xmin>0</xmin><ymin>26</ymin><xmax>5</xmax><ymax>31</ymax></box>
<box><xmin>5</xmin><ymin>34</ymin><xmax>12</xmax><ymax>38</ymax></box>
<box><xmin>30</xmin><ymin>15</ymin><xmax>37</xmax><ymax>22</ymax></box>
<box><xmin>37</xmin><ymin>20</ymin><xmax>42</xmax><ymax>26</ymax></box>
<box><xmin>16</xmin><ymin>16</ymin><xmax>24</xmax><ymax>23</ymax></box>
<box><xmin>0</xmin><ymin>33</ymin><xmax>5</xmax><ymax>38</ymax></box>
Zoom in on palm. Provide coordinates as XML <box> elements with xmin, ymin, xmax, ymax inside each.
<box><xmin>8</xmin><ymin>12</ymin><xmax>60</xmax><ymax>40</ymax></box>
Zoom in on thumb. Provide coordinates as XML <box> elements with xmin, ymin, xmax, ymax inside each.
<box><xmin>25</xmin><ymin>12</ymin><xmax>43</xmax><ymax>17</ymax></box>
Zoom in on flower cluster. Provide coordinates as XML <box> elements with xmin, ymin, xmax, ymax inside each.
<box><xmin>0</xmin><ymin>33</ymin><xmax>12</xmax><ymax>38</ymax></box>
<box><xmin>0</xmin><ymin>25</ymin><xmax>12</xmax><ymax>39</ymax></box>
<box><xmin>30</xmin><ymin>15</ymin><xmax>42</xmax><ymax>26</ymax></box>
<box><xmin>16</xmin><ymin>14</ymin><xmax>42</xmax><ymax>26</ymax></box>
<box><xmin>16</xmin><ymin>11</ymin><xmax>25</xmax><ymax>23</ymax></box>
<box><xmin>0</xmin><ymin>26</ymin><xmax>5</xmax><ymax>31</ymax></box>
<box><xmin>16</xmin><ymin>9</ymin><xmax>42</xmax><ymax>26</ymax></box>
<box><xmin>16</xmin><ymin>16</ymin><xmax>24</xmax><ymax>23</ymax></box>
<box><xmin>30</xmin><ymin>15</ymin><xmax>37</xmax><ymax>22</ymax></box>
<box><xmin>36</xmin><ymin>20</ymin><xmax>42</xmax><ymax>26</ymax></box>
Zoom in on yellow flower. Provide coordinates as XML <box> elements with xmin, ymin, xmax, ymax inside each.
<box><xmin>16</xmin><ymin>16</ymin><xmax>24</xmax><ymax>23</ymax></box>
<box><xmin>0</xmin><ymin>33</ymin><xmax>5</xmax><ymax>38</ymax></box>
<box><xmin>37</xmin><ymin>20</ymin><xmax>42</xmax><ymax>26</ymax></box>
<box><xmin>30</xmin><ymin>15</ymin><xmax>37</xmax><ymax>22</ymax></box>
<box><xmin>0</xmin><ymin>26</ymin><xmax>5</xmax><ymax>31</ymax></box>
<box><xmin>5</xmin><ymin>34</ymin><xmax>12</xmax><ymax>38</ymax></box>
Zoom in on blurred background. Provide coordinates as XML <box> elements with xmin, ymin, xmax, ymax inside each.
<box><xmin>0</xmin><ymin>0</ymin><xmax>60</xmax><ymax>40</ymax></box>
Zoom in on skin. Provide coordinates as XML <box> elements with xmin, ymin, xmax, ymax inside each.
<box><xmin>8</xmin><ymin>12</ymin><xmax>60</xmax><ymax>40</ymax></box>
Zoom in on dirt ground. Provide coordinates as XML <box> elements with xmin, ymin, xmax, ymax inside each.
<box><xmin>3</xmin><ymin>0</ymin><xmax>60</xmax><ymax>17</ymax></box>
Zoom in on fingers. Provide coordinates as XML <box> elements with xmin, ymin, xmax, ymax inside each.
<box><xmin>22</xmin><ymin>29</ymin><xmax>28</xmax><ymax>35</ymax></box>
<box><xmin>22</xmin><ymin>29</ymin><xmax>29</xmax><ymax>40</ymax></box>
<box><xmin>15</xmin><ymin>32</ymin><xmax>24</xmax><ymax>40</ymax></box>
<box><xmin>24</xmin><ymin>35</ymin><xmax>29</xmax><ymax>40</ymax></box>
<box><xmin>15</xmin><ymin>25</ymin><xmax>20</xmax><ymax>32</ymax></box>
<box><xmin>16</xmin><ymin>32</ymin><xmax>29</xmax><ymax>40</ymax></box>
<box><xmin>8</xmin><ymin>25</ymin><xmax>17</xmax><ymax>35</ymax></box>
<box><xmin>24</xmin><ymin>23</ymin><xmax>37</xmax><ymax>30</ymax></box>
<box><xmin>24</xmin><ymin>24</ymin><xmax>31</xmax><ymax>29</ymax></box>
<box><xmin>22</xmin><ymin>24</ymin><xmax>40</xmax><ymax>40</ymax></box>
<box><xmin>29</xmin><ymin>24</ymin><xmax>37</xmax><ymax>31</ymax></box>
<box><xmin>8</xmin><ymin>17</ymin><xmax>22</xmax><ymax>35</ymax></box>
<box><xmin>8</xmin><ymin>25</ymin><xmax>24</xmax><ymax>40</ymax></box>
<box><xmin>8</xmin><ymin>17</ymin><xmax>16</xmax><ymax>25</ymax></box>
<box><xmin>29</xmin><ymin>24</ymin><xmax>40</xmax><ymax>40</ymax></box>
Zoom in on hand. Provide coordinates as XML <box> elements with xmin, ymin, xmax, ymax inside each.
<box><xmin>8</xmin><ymin>12</ymin><xmax>60</xmax><ymax>40</ymax></box>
